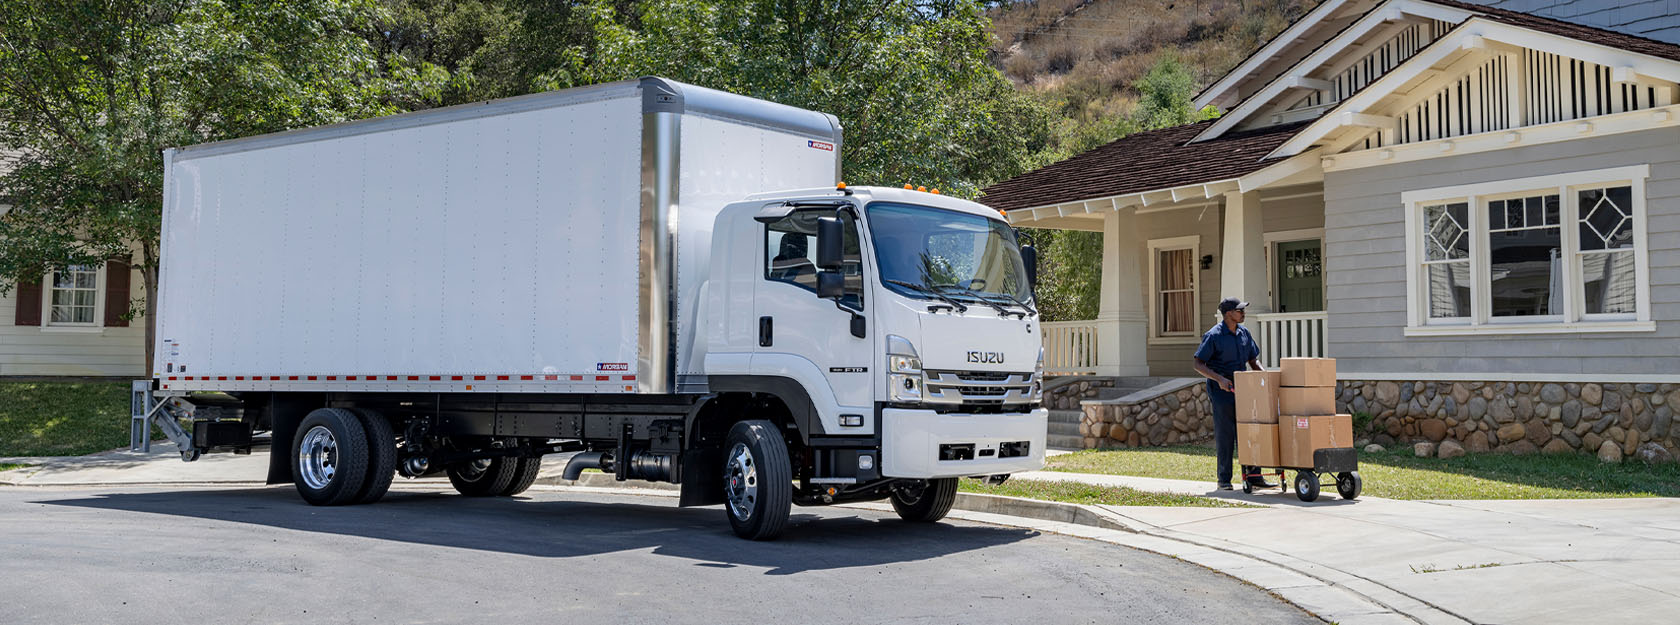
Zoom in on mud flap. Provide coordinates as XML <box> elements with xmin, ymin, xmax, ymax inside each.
<box><xmin>678</xmin><ymin>448</ymin><xmax>724</xmax><ymax>507</ymax></box>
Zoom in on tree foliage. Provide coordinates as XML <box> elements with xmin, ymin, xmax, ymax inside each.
<box><xmin>0</xmin><ymin>0</ymin><xmax>408</xmax><ymax>370</ymax></box>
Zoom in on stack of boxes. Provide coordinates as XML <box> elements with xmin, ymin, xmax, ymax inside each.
<box><xmin>1235</xmin><ymin>358</ymin><xmax>1354</xmax><ymax>468</ymax></box>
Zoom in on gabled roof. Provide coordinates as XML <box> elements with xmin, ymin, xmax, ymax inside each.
<box><xmin>1426</xmin><ymin>0</ymin><xmax>1680</xmax><ymax>64</ymax></box>
<box><xmin>976</xmin><ymin>121</ymin><xmax>1308</xmax><ymax>213</ymax></box>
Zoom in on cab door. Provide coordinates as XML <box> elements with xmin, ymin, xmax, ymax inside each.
<box><xmin>753</xmin><ymin>208</ymin><xmax>875</xmax><ymax>417</ymax></box>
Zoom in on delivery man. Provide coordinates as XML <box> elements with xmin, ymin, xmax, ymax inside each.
<box><xmin>1193</xmin><ymin>297</ymin><xmax>1273</xmax><ymax>491</ymax></box>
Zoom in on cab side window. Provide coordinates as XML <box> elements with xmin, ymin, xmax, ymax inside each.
<box><xmin>764</xmin><ymin>209</ymin><xmax>864</xmax><ymax>310</ymax></box>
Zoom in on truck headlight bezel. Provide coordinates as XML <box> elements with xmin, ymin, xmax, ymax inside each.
<box><xmin>886</xmin><ymin>334</ymin><xmax>923</xmax><ymax>403</ymax></box>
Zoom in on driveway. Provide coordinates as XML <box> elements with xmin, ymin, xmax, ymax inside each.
<box><xmin>0</xmin><ymin>485</ymin><xmax>1320</xmax><ymax>625</ymax></box>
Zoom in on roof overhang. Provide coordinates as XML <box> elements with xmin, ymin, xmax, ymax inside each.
<box><xmin>1193</xmin><ymin>0</ymin><xmax>1478</xmax><ymax>143</ymax></box>
<box><xmin>1268</xmin><ymin>16</ymin><xmax>1680</xmax><ymax>160</ymax></box>
<box><xmin>1194</xmin><ymin>0</ymin><xmax>1359</xmax><ymax>111</ymax></box>
<box><xmin>1002</xmin><ymin>151</ymin><xmax>1323</xmax><ymax>228</ymax></box>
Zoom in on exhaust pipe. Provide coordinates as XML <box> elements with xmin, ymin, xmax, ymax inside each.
<box><xmin>561</xmin><ymin>450</ymin><xmax>675</xmax><ymax>482</ymax></box>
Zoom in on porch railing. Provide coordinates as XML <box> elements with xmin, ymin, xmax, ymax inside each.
<box><xmin>1042</xmin><ymin>319</ymin><xmax>1101</xmax><ymax>376</ymax></box>
<box><xmin>1249</xmin><ymin>311</ymin><xmax>1328</xmax><ymax>368</ymax></box>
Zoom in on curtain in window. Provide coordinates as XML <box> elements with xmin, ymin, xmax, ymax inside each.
<box><xmin>1158</xmin><ymin>249</ymin><xmax>1193</xmax><ymax>334</ymax></box>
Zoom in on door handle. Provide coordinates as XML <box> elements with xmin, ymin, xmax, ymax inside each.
<box><xmin>759</xmin><ymin>316</ymin><xmax>773</xmax><ymax>347</ymax></box>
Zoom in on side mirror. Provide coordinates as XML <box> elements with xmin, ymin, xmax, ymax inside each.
<box><xmin>1020</xmin><ymin>244</ymin><xmax>1039</xmax><ymax>290</ymax></box>
<box><xmin>817</xmin><ymin>270</ymin><xmax>844</xmax><ymax>299</ymax></box>
<box><xmin>816</xmin><ymin>216</ymin><xmax>843</xmax><ymax>271</ymax></box>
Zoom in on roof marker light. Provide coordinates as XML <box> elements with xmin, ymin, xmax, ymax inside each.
<box><xmin>930</xmin><ymin>189</ymin><xmax>940</xmax><ymax>195</ymax></box>
<box><xmin>904</xmin><ymin>184</ymin><xmax>914</xmax><ymax>189</ymax></box>
<box><xmin>916</xmin><ymin>186</ymin><xmax>927</xmax><ymax>192</ymax></box>
<box><xmin>836</xmin><ymin>182</ymin><xmax>847</xmax><ymax>189</ymax></box>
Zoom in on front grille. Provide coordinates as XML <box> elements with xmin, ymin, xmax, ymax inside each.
<box><xmin>922</xmin><ymin>370</ymin><xmax>1036</xmax><ymax>406</ymax></box>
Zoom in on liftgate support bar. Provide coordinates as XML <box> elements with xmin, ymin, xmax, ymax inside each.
<box><xmin>129</xmin><ymin>380</ymin><xmax>197</xmax><ymax>461</ymax></box>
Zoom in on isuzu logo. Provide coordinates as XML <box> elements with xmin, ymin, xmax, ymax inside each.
<box><xmin>966</xmin><ymin>351</ymin><xmax>1005</xmax><ymax>364</ymax></box>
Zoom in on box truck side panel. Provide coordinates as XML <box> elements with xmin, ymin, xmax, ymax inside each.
<box><xmin>673</xmin><ymin>114</ymin><xmax>840</xmax><ymax>378</ymax></box>
<box><xmin>158</xmin><ymin>95</ymin><xmax>644</xmax><ymax>385</ymax></box>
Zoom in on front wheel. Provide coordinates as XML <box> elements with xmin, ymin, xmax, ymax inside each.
<box><xmin>1336</xmin><ymin>471</ymin><xmax>1362</xmax><ymax>500</ymax></box>
<box><xmin>723</xmin><ymin>420</ymin><xmax>792</xmax><ymax>540</ymax></box>
<box><xmin>1294</xmin><ymin>470</ymin><xmax>1321</xmax><ymax>502</ymax></box>
<box><xmin>891</xmin><ymin>478</ymin><xmax>958</xmax><ymax>523</ymax></box>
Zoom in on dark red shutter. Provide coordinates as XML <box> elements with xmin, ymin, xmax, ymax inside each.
<box><xmin>14</xmin><ymin>276</ymin><xmax>42</xmax><ymax>326</ymax></box>
<box><xmin>104</xmin><ymin>260</ymin><xmax>130</xmax><ymax>327</ymax></box>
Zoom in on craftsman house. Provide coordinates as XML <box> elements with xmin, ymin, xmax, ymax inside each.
<box><xmin>987</xmin><ymin>0</ymin><xmax>1680</xmax><ymax>456</ymax></box>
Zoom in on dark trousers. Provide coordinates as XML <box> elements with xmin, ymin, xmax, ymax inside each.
<box><xmin>1209</xmin><ymin>387</ymin><xmax>1256</xmax><ymax>485</ymax></box>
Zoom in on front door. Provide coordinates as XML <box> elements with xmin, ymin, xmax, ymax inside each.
<box><xmin>1275</xmin><ymin>239</ymin><xmax>1323</xmax><ymax>313</ymax></box>
<box><xmin>754</xmin><ymin>208</ymin><xmax>875</xmax><ymax>412</ymax></box>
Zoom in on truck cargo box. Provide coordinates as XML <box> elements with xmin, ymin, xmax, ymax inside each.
<box><xmin>155</xmin><ymin>78</ymin><xmax>841</xmax><ymax>395</ymax></box>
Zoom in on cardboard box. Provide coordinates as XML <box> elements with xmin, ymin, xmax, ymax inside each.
<box><xmin>1237</xmin><ymin>423</ymin><xmax>1280</xmax><ymax>467</ymax></box>
<box><xmin>1280</xmin><ymin>357</ymin><xmax>1337</xmax><ymax>387</ymax></box>
<box><xmin>1234</xmin><ymin>370</ymin><xmax>1282</xmax><ymax>424</ymax></box>
<box><xmin>1278</xmin><ymin>414</ymin><xmax>1354</xmax><ymax>468</ymax></box>
<box><xmin>1280</xmin><ymin>386</ymin><xmax>1336</xmax><ymax>416</ymax></box>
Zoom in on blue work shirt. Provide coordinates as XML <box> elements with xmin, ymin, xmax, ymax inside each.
<box><xmin>1194</xmin><ymin>322</ymin><xmax>1259</xmax><ymax>398</ymax></box>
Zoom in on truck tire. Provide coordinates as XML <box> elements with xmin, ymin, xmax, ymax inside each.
<box><xmin>499</xmin><ymin>457</ymin><xmax>542</xmax><ymax>496</ymax></box>
<box><xmin>292</xmin><ymin>408</ymin><xmax>370</xmax><ymax>506</ymax></box>
<box><xmin>447</xmin><ymin>457</ymin><xmax>518</xmax><ymax>497</ymax></box>
<box><xmin>347</xmin><ymin>408</ymin><xmax>397</xmax><ymax>505</ymax></box>
<box><xmin>890</xmin><ymin>478</ymin><xmax>958</xmax><ymax>523</ymax></box>
<box><xmin>723</xmin><ymin>420</ymin><xmax>792</xmax><ymax>540</ymax></box>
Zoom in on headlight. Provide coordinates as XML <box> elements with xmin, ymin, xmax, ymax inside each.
<box><xmin>886</xmin><ymin>334</ymin><xmax>923</xmax><ymax>403</ymax></box>
<box><xmin>1031</xmin><ymin>347</ymin><xmax>1045</xmax><ymax>400</ymax></box>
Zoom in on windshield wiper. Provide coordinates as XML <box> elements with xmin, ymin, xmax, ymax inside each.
<box><xmin>931</xmin><ymin>285</ymin><xmax>1013</xmax><ymax>317</ymax></box>
<box><xmin>934</xmin><ymin>285</ymin><xmax>1036</xmax><ymax>319</ymax></box>
<box><xmin>885</xmin><ymin>279</ymin><xmax>968</xmax><ymax>313</ymax></box>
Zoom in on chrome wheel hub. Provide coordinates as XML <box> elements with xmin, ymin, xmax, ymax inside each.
<box><xmin>725</xmin><ymin>443</ymin><xmax>758</xmax><ymax>521</ymax></box>
<box><xmin>298</xmin><ymin>425</ymin><xmax>339</xmax><ymax>490</ymax></box>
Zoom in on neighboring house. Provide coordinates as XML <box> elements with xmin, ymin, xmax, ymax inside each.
<box><xmin>984</xmin><ymin>0</ymin><xmax>1680</xmax><ymax>455</ymax></box>
<box><xmin>0</xmin><ymin>152</ymin><xmax>146</xmax><ymax>377</ymax></box>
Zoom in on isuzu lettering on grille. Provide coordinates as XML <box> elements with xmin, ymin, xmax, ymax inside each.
<box><xmin>966</xmin><ymin>351</ymin><xmax>1005</xmax><ymax>364</ymax></box>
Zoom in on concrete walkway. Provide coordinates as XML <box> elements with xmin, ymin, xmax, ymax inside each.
<box><xmin>5</xmin><ymin>448</ymin><xmax>1676</xmax><ymax>624</ymax></box>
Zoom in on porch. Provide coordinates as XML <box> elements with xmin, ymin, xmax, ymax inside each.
<box><xmin>1044</xmin><ymin>311</ymin><xmax>1328</xmax><ymax>376</ymax></box>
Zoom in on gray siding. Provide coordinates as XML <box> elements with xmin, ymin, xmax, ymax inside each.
<box><xmin>1463</xmin><ymin>0</ymin><xmax>1680</xmax><ymax>45</ymax></box>
<box><xmin>1322</xmin><ymin>126</ymin><xmax>1680</xmax><ymax>376</ymax></box>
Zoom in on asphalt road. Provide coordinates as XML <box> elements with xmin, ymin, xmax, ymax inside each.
<box><xmin>0</xmin><ymin>485</ymin><xmax>1319</xmax><ymax>624</ymax></box>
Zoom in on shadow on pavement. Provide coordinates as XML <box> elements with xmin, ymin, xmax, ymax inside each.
<box><xmin>37</xmin><ymin>487</ymin><xmax>1039</xmax><ymax>575</ymax></box>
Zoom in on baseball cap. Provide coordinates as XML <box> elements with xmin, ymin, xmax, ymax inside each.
<box><xmin>1217</xmin><ymin>297</ymin><xmax>1248</xmax><ymax>313</ymax></box>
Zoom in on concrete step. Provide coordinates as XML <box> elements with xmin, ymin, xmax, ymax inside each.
<box><xmin>1046</xmin><ymin>434</ymin><xmax>1085</xmax><ymax>450</ymax></box>
<box><xmin>1048</xmin><ymin>410</ymin><xmax>1083</xmax><ymax>424</ymax></box>
<box><xmin>1048</xmin><ymin>421</ymin><xmax>1081</xmax><ymax>436</ymax></box>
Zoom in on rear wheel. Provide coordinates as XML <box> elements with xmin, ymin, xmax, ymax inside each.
<box><xmin>1294</xmin><ymin>470</ymin><xmax>1321</xmax><ymax>502</ymax></box>
<box><xmin>447</xmin><ymin>456</ymin><xmax>518</xmax><ymax>497</ymax></box>
<box><xmin>891</xmin><ymin>478</ymin><xmax>958</xmax><ymax>522</ymax></box>
<box><xmin>292</xmin><ymin>408</ymin><xmax>369</xmax><ymax>506</ymax></box>
<box><xmin>1336</xmin><ymin>471</ymin><xmax>1362</xmax><ymax>500</ymax></box>
<box><xmin>723</xmin><ymin>420</ymin><xmax>792</xmax><ymax>540</ymax></box>
<box><xmin>347</xmin><ymin>408</ymin><xmax>397</xmax><ymax>504</ymax></box>
<box><xmin>500</xmin><ymin>457</ymin><xmax>543</xmax><ymax>496</ymax></box>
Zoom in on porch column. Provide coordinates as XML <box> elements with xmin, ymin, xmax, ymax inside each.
<box><xmin>1097</xmin><ymin>208</ymin><xmax>1149</xmax><ymax>376</ymax></box>
<box><xmin>1220</xmin><ymin>190</ymin><xmax>1270</xmax><ymax>313</ymax></box>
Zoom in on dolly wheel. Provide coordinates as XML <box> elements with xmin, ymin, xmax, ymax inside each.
<box><xmin>1294</xmin><ymin>470</ymin><xmax>1320</xmax><ymax>502</ymax></box>
<box><xmin>1336</xmin><ymin>471</ymin><xmax>1362</xmax><ymax>500</ymax></box>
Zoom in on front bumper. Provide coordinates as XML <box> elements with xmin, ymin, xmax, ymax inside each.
<box><xmin>880</xmin><ymin>407</ymin><xmax>1047</xmax><ymax>479</ymax></box>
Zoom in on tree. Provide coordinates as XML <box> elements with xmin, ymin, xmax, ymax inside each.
<box><xmin>481</xmin><ymin>0</ymin><xmax>1058</xmax><ymax>198</ymax></box>
<box><xmin>0</xmin><ymin>0</ymin><xmax>408</xmax><ymax>374</ymax></box>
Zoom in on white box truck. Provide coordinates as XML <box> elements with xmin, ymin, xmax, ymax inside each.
<box><xmin>134</xmin><ymin>77</ymin><xmax>1047</xmax><ymax>539</ymax></box>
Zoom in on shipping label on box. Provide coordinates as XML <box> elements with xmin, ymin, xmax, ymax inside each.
<box><xmin>1238</xmin><ymin>423</ymin><xmax>1280</xmax><ymax>467</ymax></box>
<box><xmin>1235</xmin><ymin>370</ymin><xmax>1281</xmax><ymax>424</ymax></box>
<box><xmin>1278</xmin><ymin>414</ymin><xmax>1355</xmax><ymax>468</ymax></box>
<box><xmin>1280</xmin><ymin>357</ymin><xmax>1337</xmax><ymax>387</ymax></box>
<box><xmin>1280</xmin><ymin>386</ymin><xmax>1336</xmax><ymax>416</ymax></box>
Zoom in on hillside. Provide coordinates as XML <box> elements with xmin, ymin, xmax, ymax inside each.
<box><xmin>986</xmin><ymin>0</ymin><xmax>1319</xmax><ymax>153</ymax></box>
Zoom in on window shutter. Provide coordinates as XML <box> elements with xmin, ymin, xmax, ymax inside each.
<box><xmin>14</xmin><ymin>276</ymin><xmax>42</xmax><ymax>326</ymax></box>
<box><xmin>104</xmin><ymin>260</ymin><xmax>130</xmax><ymax>327</ymax></box>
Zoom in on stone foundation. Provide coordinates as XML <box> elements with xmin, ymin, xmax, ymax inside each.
<box><xmin>1079</xmin><ymin>381</ymin><xmax>1213</xmax><ymax>448</ymax></box>
<box><xmin>1044</xmin><ymin>377</ymin><xmax>1117</xmax><ymax>411</ymax></box>
<box><xmin>1338</xmin><ymin>380</ymin><xmax>1677</xmax><ymax>463</ymax></box>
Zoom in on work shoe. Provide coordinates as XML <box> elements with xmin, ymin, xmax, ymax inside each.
<box><xmin>1246</xmin><ymin>478</ymin><xmax>1277</xmax><ymax>489</ymax></box>
<box><xmin>1217</xmin><ymin>483</ymin><xmax>1233</xmax><ymax>490</ymax></box>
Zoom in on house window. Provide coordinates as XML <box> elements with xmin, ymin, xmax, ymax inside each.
<box><xmin>1403</xmin><ymin>165</ymin><xmax>1650</xmax><ymax>335</ymax></box>
<box><xmin>48</xmin><ymin>265</ymin><xmax>100</xmax><ymax>325</ymax></box>
<box><xmin>1148</xmin><ymin>236</ymin><xmax>1200</xmax><ymax>340</ymax></box>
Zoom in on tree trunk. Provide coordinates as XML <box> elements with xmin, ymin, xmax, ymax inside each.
<box><xmin>142</xmin><ymin>258</ymin><xmax>158</xmax><ymax>379</ymax></box>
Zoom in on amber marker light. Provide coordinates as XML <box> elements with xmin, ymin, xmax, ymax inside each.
<box><xmin>903</xmin><ymin>184</ymin><xmax>914</xmax><ymax>189</ymax></box>
<box><xmin>917</xmin><ymin>186</ymin><xmax>927</xmax><ymax>192</ymax></box>
<box><xmin>836</xmin><ymin>182</ymin><xmax>847</xmax><ymax>190</ymax></box>
<box><xmin>930</xmin><ymin>189</ymin><xmax>940</xmax><ymax>194</ymax></box>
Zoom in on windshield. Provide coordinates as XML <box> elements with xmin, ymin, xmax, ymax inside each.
<box><xmin>865</xmin><ymin>202</ymin><xmax>1031</xmax><ymax>304</ymax></box>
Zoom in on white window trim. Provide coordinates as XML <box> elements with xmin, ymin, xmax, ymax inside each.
<box><xmin>1263</xmin><ymin>227</ymin><xmax>1326</xmax><ymax>312</ymax></box>
<box><xmin>1147</xmin><ymin>235</ymin><xmax>1202</xmax><ymax>344</ymax></box>
<box><xmin>1402</xmin><ymin>165</ymin><xmax>1652</xmax><ymax>336</ymax></box>
<box><xmin>41</xmin><ymin>264</ymin><xmax>106</xmax><ymax>329</ymax></box>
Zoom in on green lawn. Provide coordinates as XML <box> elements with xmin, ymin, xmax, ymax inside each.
<box><xmin>0</xmin><ymin>381</ymin><xmax>132</xmax><ymax>456</ymax></box>
<box><xmin>959</xmin><ymin>477</ymin><xmax>1255</xmax><ymax>508</ymax></box>
<box><xmin>1047</xmin><ymin>445</ymin><xmax>1680</xmax><ymax>500</ymax></box>
<box><xmin>0</xmin><ymin>463</ymin><xmax>31</xmax><ymax>472</ymax></box>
